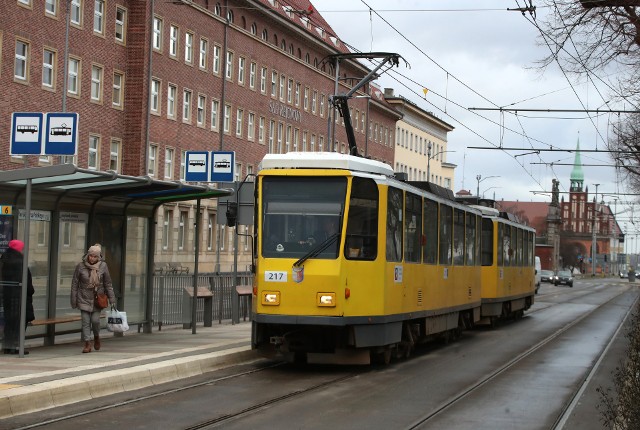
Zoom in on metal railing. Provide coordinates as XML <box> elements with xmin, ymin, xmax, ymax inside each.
<box><xmin>152</xmin><ymin>272</ymin><xmax>253</xmax><ymax>328</ymax></box>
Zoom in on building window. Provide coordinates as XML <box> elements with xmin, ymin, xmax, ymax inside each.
<box><xmin>277</xmin><ymin>122</ymin><xmax>283</xmax><ymax>153</ymax></box>
<box><xmin>247</xmin><ymin>112</ymin><xmax>255</xmax><ymax>141</ymax></box>
<box><xmin>153</xmin><ymin>16</ymin><xmax>162</xmax><ymax>51</ymax></box>
<box><xmin>268</xmin><ymin>120</ymin><xmax>275</xmax><ymax>153</ymax></box>
<box><xmin>45</xmin><ymin>0</ymin><xmax>57</xmax><ymax>16</ymax></box>
<box><xmin>182</xmin><ymin>89</ymin><xmax>192</xmax><ymax>122</ymax></box>
<box><xmin>150</xmin><ymin>78</ymin><xmax>160</xmax><ymax>113</ymax></box>
<box><xmin>112</xmin><ymin>71</ymin><xmax>124</xmax><ymax>108</ymax></box>
<box><xmin>311</xmin><ymin>90</ymin><xmax>317</xmax><ymax>114</ymax></box>
<box><xmin>258</xmin><ymin>116</ymin><xmax>265</xmax><ymax>144</ymax></box>
<box><xmin>66</xmin><ymin>57</ymin><xmax>80</xmax><ymax>95</ymax></box>
<box><xmin>199</xmin><ymin>38</ymin><xmax>208</xmax><ymax>69</ymax></box>
<box><xmin>249</xmin><ymin>62</ymin><xmax>256</xmax><ymax>90</ymax></box>
<box><xmin>180</xmin><ymin>150</ymin><xmax>186</xmax><ymax>180</ymax></box>
<box><xmin>279</xmin><ymin>74</ymin><xmax>285</xmax><ymax>101</ymax></box>
<box><xmin>260</xmin><ymin>67</ymin><xmax>267</xmax><ymax>94</ymax></box>
<box><xmin>109</xmin><ymin>138</ymin><xmax>121</xmax><ymax>172</ymax></box>
<box><xmin>271</xmin><ymin>71</ymin><xmax>277</xmax><ymax>97</ymax></box>
<box><xmin>163</xmin><ymin>210</ymin><xmax>172</xmax><ymax>250</ymax></box>
<box><xmin>178</xmin><ymin>211</ymin><xmax>187</xmax><ymax>250</ymax></box>
<box><xmin>42</xmin><ymin>48</ymin><xmax>56</xmax><ymax>89</ymax></box>
<box><xmin>197</xmin><ymin>94</ymin><xmax>206</xmax><ymax>126</ymax></box>
<box><xmin>184</xmin><ymin>32</ymin><xmax>193</xmax><ymax>64</ymax></box>
<box><xmin>169</xmin><ymin>25</ymin><xmax>178</xmax><ymax>57</ymax></box>
<box><xmin>213</xmin><ymin>45</ymin><xmax>221</xmax><ymax>74</ymax></box>
<box><xmin>207</xmin><ymin>214</ymin><xmax>215</xmax><ymax>251</ymax></box>
<box><xmin>295</xmin><ymin>82</ymin><xmax>300</xmax><ymax>106</ymax></box>
<box><xmin>310</xmin><ymin>134</ymin><xmax>315</xmax><ymax>152</ymax></box>
<box><xmin>223</xmin><ymin>104</ymin><xmax>231</xmax><ymax>133</ymax></box>
<box><xmin>165</xmin><ymin>147</ymin><xmax>174</xmax><ymax>179</ymax></box>
<box><xmin>14</xmin><ymin>39</ymin><xmax>29</xmax><ymax>82</ymax></box>
<box><xmin>211</xmin><ymin>99</ymin><xmax>219</xmax><ymax>131</ymax></box>
<box><xmin>304</xmin><ymin>87</ymin><xmax>309</xmax><ymax>111</ymax></box>
<box><xmin>238</xmin><ymin>56</ymin><xmax>245</xmax><ymax>85</ymax></box>
<box><xmin>320</xmin><ymin>94</ymin><xmax>325</xmax><ymax>118</ymax></box>
<box><xmin>302</xmin><ymin>131</ymin><xmax>307</xmax><ymax>151</ymax></box>
<box><xmin>88</xmin><ymin>135</ymin><xmax>100</xmax><ymax>170</ymax></box>
<box><xmin>287</xmin><ymin>79</ymin><xmax>293</xmax><ymax>104</ymax></box>
<box><xmin>225</xmin><ymin>51</ymin><xmax>234</xmax><ymax>80</ymax></box>
<box><xmin>115</xmin><ymin>7</ymin><xmax>127</xmax><ymax>43</ymax></box>
<box><xmin>90</xmin><ymin>64</ymin><xmax>103</xmax><ymax>102</ymax></box>
<box><xmin>262</xmin><ymin>29</ymin><xmax>268</xmax><ymax>41</ymax></box>
<box><xmin>167</xmin><ymin>84</ymin><xmax>176</xmax><ymax>118</ymax></box>
<box><xmin>285</xmin><ymin>125</ymin><xmax>291</xmax><ymax>152</ymax></box>
<box><xmin>93</xmin><ymin>0</ymin><xmax>105</xmax><ymax>34</ymax></box>
<box><xmin>236</xmin><ymin>108</ymin><xmax>244</xmax><ymax>137</ymax></box>
<box><xmin>71</xmin><ymin>0</ymin><xmax>82</xmax><ymax>25</ymax></box>
<box><xmin>148</xmin><ymin>144</ymin><xmax>157</xmax><ymax>176</ymax></box>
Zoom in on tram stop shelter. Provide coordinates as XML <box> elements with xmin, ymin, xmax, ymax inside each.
<box><xmin>0</xmin><ymin>164</ymin><xmax>233</xmax><ymax>355</ymax></box>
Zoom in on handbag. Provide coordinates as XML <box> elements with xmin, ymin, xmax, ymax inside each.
<box><xmin>107</xmin><ymin>305</ymin><xmax>129</xmax><ymax>333</ymax></box>
<box><xmin>94</xmin><ymin>289</ymin><xmax>109</xmax><ymax>309</ymax></box>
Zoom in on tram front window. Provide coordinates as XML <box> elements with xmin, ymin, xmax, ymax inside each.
<box><xmin>262</xmin><ymin>177</ymin><xmax>346</xmax><ymax>259</ymax></box>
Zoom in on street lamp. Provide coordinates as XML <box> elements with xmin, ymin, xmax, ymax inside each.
<box><xmin>482</xmin><ymin>186</ymin><xmax>501</xmax><ymax>199</ymax></box>
<box><xmin>426</xmin><ymin>142</ymin><xmax>455</xmax><ymax>182</ymax></box>
<box><xmin>476</xmin><ymin>175</ymin><xmax>500</xmax><ymax>198</ymax></box>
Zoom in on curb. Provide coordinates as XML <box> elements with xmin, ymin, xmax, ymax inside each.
<box><xmin>0</xmin><ymin>346</ymin><xmax>256</xmax><ymax>419</ymax></box>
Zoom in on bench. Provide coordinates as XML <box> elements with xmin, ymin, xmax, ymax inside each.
<box><xmin>168</xmin><ymin>264</ymin><xmax>189</xmax><ymax>274</ymax></box>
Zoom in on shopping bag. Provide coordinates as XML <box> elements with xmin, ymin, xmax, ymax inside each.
<box><xmin>107</xmin><ymin>306</ymin><xmax>129</xmax><ymax>333</ymax></box>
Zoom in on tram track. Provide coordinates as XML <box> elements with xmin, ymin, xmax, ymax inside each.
<box><xmin>405</xmin><ymin>286</ymin><xmax>632</xmax><ymax>429</ymax></box>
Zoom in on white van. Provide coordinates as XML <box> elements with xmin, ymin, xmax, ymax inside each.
<box><xmin>534</xmin><ymin>256</ymin><xmax>541</xmax><ymax>294</ymax></box>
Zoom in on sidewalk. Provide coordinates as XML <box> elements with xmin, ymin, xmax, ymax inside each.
<box><xmin>0</xmin><ymin>322</ymin><xmax>254</xmax><ymax>420</ymax></box>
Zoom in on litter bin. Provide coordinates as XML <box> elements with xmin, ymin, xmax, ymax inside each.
<box><xmin>628</xmin><ymin>270</ymin><xmax>635</xmax><ymax>282</ymax></box>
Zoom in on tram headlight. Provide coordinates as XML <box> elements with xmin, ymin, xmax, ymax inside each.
<box><xmin>262</xmin><ymin>291</ymin><xmax>280</xmax><ymax>305</ymax></box>
<box><xmin>317</xmin><ymin>293</ymin><xmax>336</xmax><ymax>307</ymax></box>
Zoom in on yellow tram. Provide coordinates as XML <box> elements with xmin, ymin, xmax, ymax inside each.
<box><xmin>251</xmin><ymin>152</ymin><xmax>492</xmax><ymax>364</ymax></box>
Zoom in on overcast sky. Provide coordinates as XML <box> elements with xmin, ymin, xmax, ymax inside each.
<box><xmin>311</xmin><ymin>0</ymin><xmax>625</xmax><ymax>207</ymax></box>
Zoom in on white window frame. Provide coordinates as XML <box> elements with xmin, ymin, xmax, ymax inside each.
<box><xmin>148</xmin><ymin>144</ymin><xmax>158</xmax><ymax>176</ymax></box>
<box><xmin>169</xmin><ymin>25</ymin><xmax>179</xmax><ymax>57</ymax></box>
<box><xmin>199</xmin><ymin>38</ymin><xmax>208</xmax><ymax>69</ymax></box>
<box><xmin>109</xmin><ymin>138</ymin><xmax>121</xmax><ymax>172</ymax></box>
<box><xmin>211</xmin><ymin>99</ymin><xmax>219</xmax><ymax>131</ymax></box>
<box><xmin>184</xmin><ymin>31</ymin><xmax>193</xmax><ymax>64</ymax></box>
<box><xmin>249</xmin><ymin>62</ymin><xmax>256</xmax><ymax>90</ymax></box>
<box><xmin>247</xmin><ymin>112</ymin><xmax>255</xmax><ymax>141</ymax></box>
<box><xmin>88</xmin><ymin>134</ymin><xmax>100</xmax><ymax>170</ymax></box>
<box><xmin>115</xmin><ymin>6</ymin><xmax>126</xmax><ymax>44</ymax></box>
<box><xmin>260</xmin><ymin>67</ymin><xmax>267</xmax><ymax>94</ymax></box>
<box><xmin>93</xmin><ymin>0</ymin><xmax>105</xmax><ymax>35</ymax></box>
<box><xmin>45</xmin><ymin>0</ymin><xmax>57</xmax><ymax>16</ymax></box>
<box><xmin>182</xmin><ymin>89</ymin><xmax>192</xmax><ymax>123</ymax></box>
<box><xmin>150</xmin><ymin>78</ymin><xmax>160</xmax><ymax>113</ymax></box>
<box><xmin>258</xmin><ymin>116</ymin><xmax>265</xmax><ymax>144</ymax></box>
<box><xmin>71</xmin><ymin>0</ymin><xmax>82</xmax><ymax>26</ymax></box>
<box><xmin>223</xmin><ymin>104</ymin><xmax>231</xmax><ymax>134</ymax></box>
<box><xmin>112</xmin><ymin>71</ymin><xmax>124</xmax><ymax>108</ymax></box>
<box><xmin>91</xmin><ymin>64</ymin><xmax>103</xmax><ymax>102</ymax></box>
<box><xmin>197</xmin><ymin>94</ymin><xmax>206</xmax><ymax>126</ymax></box>
<box><xmin>238</xmin><ymin>56</ymin><xmax>245</xmax><ymax>85</ymax></box>
<box><xmin>167</xmin><ymin>84</ymin><xmax>176</xmax><ymax>119</ymax></box>
<box><xmin>178</xmin><ymin>211</ymin><xmax>187</xmax><ymax>250</ymax></box>
<box><xmin>213</xmin><ymin>45</ymin><xmax>221</xmax><ymax>74</ymax></box>
<box><xmin>14</xmin><ymin>39</ymin><xmax>29</xmax><ymax>81</ymax></box>
<box><xmin>162</xmin><ymin>209</ymin><xmax>172</xmax><ymax>250</ymax></box>
<box><xmin>42</xmin><ymin>48</ymin><xmax>56</xmax><ymax>89</ymax></box>
<box><xmin>153</xmin><ymin>16</ymin><xmax>162</xmax><ymax>51</ymax></box>
<box><xmin>164</xmin><ymin>147</ymin><xmax>174</xmax><ymax>179</ymax></box>
<box><xmin>225</xmin><ymin>51</ymin><xmax>234</xmax><ymax>80</ymax></box>
<box><xmin>67</xmin><ymin>57</ymin><xmax>80</xmax><ymax>95</ymax></box>
<box><xmin>235</xmin><ymin>108</ymin><xmax>244</xmax><ymax>137</ymax></box>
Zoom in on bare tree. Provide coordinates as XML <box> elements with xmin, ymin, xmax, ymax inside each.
<box><xmin>534</xmin><ymin>1</ymin><xmax>640</xmax><ymax>188</ymax></box>
<box><xmin>559</xmin><ymin>237</ymin><xmax>587</xmax><ymax>272</ymax></box>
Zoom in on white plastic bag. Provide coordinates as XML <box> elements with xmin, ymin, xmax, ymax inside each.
<box><xmin>107</xmin><ymin>306</ymin><xmax>129</xmax><ymax>333</ymax></box>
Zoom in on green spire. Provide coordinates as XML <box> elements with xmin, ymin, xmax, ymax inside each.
<box><xmin>570</xmin><ymin>137</ymin><xmax>584</xmax><ymax>192</ymax></box>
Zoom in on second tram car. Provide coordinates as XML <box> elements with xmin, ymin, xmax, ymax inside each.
<box><xmin>252</xmin><ymin>152</ymin><xmax>503</xmax><ymax>364</ymax></box>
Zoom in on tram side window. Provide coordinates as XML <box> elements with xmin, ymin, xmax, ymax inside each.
<box><xmin>497</xmin><ymin>223</ymin><xmax>503</xmax><ymax>266</ymax></box>
<box><xmin>404</xmin><ymin>193</ymin><xmax>422</xmax><ymax>263</ymax></box>
<box><xmin>439</xmin><ymin>205</ymin><xmax>452</xmax><ymax>265</ymax></box>
<box><xmin>423</xmin><ymin>199</ymin><xmax>438</xmax><ymax>264</ymax></box>
<box><xmin>345</xmin><ymin>177</ymin><xmax>378</xmax><ymax>260</ymax></box>
<box><xmin>503</xmin><ymin>224</ymin><xmax>512</xmax><ymax>266</ymax></box>
<box><xmin>453</xmin><ymin>208</ymin><xmax>465</xmax><ymax>266</ymax></box>
<box><xmin>530</xmin><ymin>232</ymin><xmax>535</xmax><ymax>265</ymax></box>
<box><xmin>481</xmin><ymin>218</ymin><xmax>493</xmax><ymax>266</ymax></box>
<box><xmin>386</xmin><ymin>187</ymin><xmax>403</xmax><ymax>262</ymax></box>
<box><xmin>465</xmin><ymin>213</ymin><xmax>476</xmax><ymax>266</ymax></box>
<box><xmin>475</xmin><ymin>215</ymin><xmax>482</xmax><ymax>265</ymax></box>
<box><xmin>517</xmin><ymin>228</ymin><xmax>524</xmax><ymax>266</ymax></box>
<box><xmin>523</xmin><ymin>229</ymin><xmax>530</xmax><ymax>266</ymax></box>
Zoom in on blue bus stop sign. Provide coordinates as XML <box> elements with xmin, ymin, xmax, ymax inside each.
<box><xmin>10</xmin><ymin>112</ymin><xmax>44</xmax><ymax>155</ymax></box>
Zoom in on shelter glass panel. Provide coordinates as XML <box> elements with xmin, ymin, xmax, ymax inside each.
<box><xmin>124</xmin><ymin>216</ymin><xmax>149</xmax><ymax>323</ymax></box>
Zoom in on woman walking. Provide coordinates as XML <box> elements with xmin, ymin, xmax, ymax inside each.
<box><xmin>70</xmin><ymin>244</ymin><xmax>116</xmax><ymax>353</ymax></box>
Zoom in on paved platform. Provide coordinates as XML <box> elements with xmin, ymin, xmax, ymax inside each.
<box><xmin>0</xmin><ymin>322</ymin><xmax>254</xmax><ymax>420</ymax></box>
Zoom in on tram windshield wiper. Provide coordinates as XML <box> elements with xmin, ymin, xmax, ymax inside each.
<box><xmin>293</xmin><ymin>233</ymin><xmax>340</xmax><ymax>267</ymax></box>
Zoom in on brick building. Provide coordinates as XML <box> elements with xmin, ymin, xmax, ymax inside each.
<box><xmin>1</xmin><ymin>0</ymin><xmax>401</xmax><ymax>271</ymax></box>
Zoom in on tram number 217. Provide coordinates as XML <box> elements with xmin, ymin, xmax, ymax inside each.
<box><xmin>265</xmin><ymin>271</ymin><xmax>288</xmax><ymax>282</ymax></box>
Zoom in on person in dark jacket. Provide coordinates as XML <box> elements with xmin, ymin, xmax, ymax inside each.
<box><xmin>0</xmin><ymin>239</ymin><xmax>35</xmax><ymax>355</ymax></box>
<box><xmin>70</xmin><ymin>244</ymin><xmax>116</xmax><ymax>353</ymax></box>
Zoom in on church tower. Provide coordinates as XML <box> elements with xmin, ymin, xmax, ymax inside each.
<box><xmin>570</xmin><ymin>139</ymin><xmax>584</xmax><ymax>192</ymax></box>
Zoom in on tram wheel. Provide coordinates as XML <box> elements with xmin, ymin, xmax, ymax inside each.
<box><xmin>371</xmin><ymin>347</ymin><xmax>392</xmax><ymax>365</ymax></box>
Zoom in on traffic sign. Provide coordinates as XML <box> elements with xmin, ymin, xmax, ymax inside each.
<box><xmin>44</xmin><ymin>112</ymin><xmax>78</xmax><ymax>155</ymax></box>
<box><xmin>210</xmin><ymin>151</ymin><xmax>235</xmax><ymax>182</ymax></box>
<box><xmin>10</xmin><ymin>112</ymin><xmax>44</xmax><ymax>155</ymax></box>
<box><xmin>184</xmin><ymin>151</ymin><xmax>209</xmax><ymax>182</ymax></box>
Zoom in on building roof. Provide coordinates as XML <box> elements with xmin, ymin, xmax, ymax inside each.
<box><xmin>496</xmin><ymin>201</ymin><xmax>550</xmax><ymax>233</ymax></box>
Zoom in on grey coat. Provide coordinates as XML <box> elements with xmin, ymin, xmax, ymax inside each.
<box><xmin>70</xmin><ymin>257</ymin><xmax>116</xmax><ymax>312</ymax></box>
